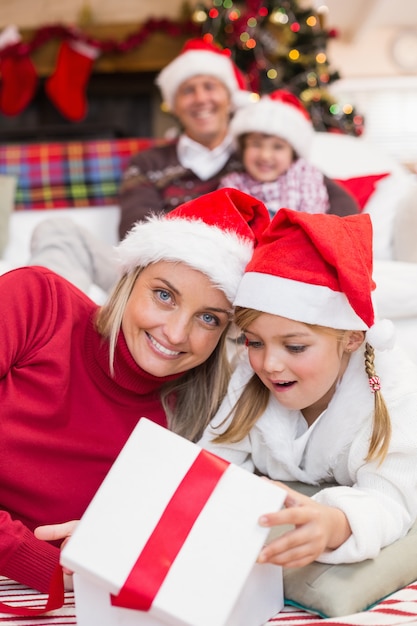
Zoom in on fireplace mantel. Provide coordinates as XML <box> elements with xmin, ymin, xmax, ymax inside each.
<box><xmin>24</xmin><ymin>23</ymin><xmax>189</xmax><ymax>76</ymax></box>
<box><xmin>0</xmin><ymin>23</ymin><xmax>190</xmax><ymax>142</ymax></box>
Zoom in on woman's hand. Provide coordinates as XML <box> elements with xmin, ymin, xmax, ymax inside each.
<box><xmin>34</xmin><ymin>520</ymin><xmax>79</xmax><ymax>588</ymax></box>
<box><xmin>34</xmin><ymin>520</ymin><xmax>79</xmax><ymax>547</ymax></box>
<box><xmin>257</xmin><ymin>482</ymin><xmax>351</xmax><ymax>568</ymax></box>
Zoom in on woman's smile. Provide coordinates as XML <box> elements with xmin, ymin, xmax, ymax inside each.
<box><xmin>146</xmin><ymin>332</ymin><xmax>182</xmax><ymax>358</ymax></box>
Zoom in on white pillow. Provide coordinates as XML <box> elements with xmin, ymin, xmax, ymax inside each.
<box><xmin>374</xmin><ymin>259</ymin><xmax>417</xmax><ymax>319</ymax></box>
<box><xmin>309</xmin><ymin>132</ymin><xmax>404</xmax><ymax>178</ymax></box>
<box><xmin>0</xmin><ymin>174</ymin><xmax>17</xmax><ymax>258</ymax></box>
<box><xmin>363</xmin><ymin>172</ymin><xmax>417</xmax><ymax>261</ymax></box>
<box><xmin>3</xmin><ymin>205</ymin><xmax>120</xmax><ymax>268</ymax></box>
<box><xmin>393</xmin><ymin>185</ymin><xmax>417</xmax><ymax>263</ymax></box>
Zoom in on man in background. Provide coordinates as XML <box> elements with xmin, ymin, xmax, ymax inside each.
<box><xmin>29</xmin><ymin>37</ymin><xmax>251</xmax><ymax>297</ymax></box>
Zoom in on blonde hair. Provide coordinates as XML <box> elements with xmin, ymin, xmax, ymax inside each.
<box><xmin>364</xmin><ymin>341</ymin><xmax>391</xmax><ymax>463</ymax></box>
<box><xmin>163</xmin><ymin>328</ymin><xmax>232</xmax><ymax>442</ymax></box>
<box><xmin>95</xmin><ymin>268</ymin><xmax>142</xmax><ymax>373</ymax></box>
<box><xmin>95</xmin><ymin>268</ymin><xmax>233</xmax><ymax>443</ymax></box>
<box><xmin>213</xmin><ymin>307</ymin><xmax>392</xmax><ymax>464</ymax></box>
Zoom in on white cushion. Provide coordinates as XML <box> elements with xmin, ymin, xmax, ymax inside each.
<box><xmin>374</xmin><ymin>259</ymin><xmax>417</xmax><ymax>319</ymax></box>
<box><xmin>309</xmin><ymin>132</ymin><xmax>404</xmax><ymax>178</ymax></box>
<box><xmin>364</xmin><ymin>173</ymin><xmax>417</xmax><ymax>260</ymax></box>
<box><xmin>0</xmin><ymin>174</ymin><xmax>17</xmax><ymax>258</ymax></box>
<box><xmin>3</xmin><ymin>206</ymin><xmax>120</xmax><ymax>268</ymax></box>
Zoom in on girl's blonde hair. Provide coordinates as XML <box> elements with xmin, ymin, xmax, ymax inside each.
<box><xmin>95</xmin><ymin>268</ymin><xmax>233</xmax><ymax>443</ymax></box>
<box><xmin>213</xmin><ymin>307</ymin><xmax>392</xmax><ymax>464</ymax></box>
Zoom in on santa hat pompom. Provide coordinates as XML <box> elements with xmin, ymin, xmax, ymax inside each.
<box><xmin>366</xmin><ymin>318</ymin><xmax>396</xmax><ymax>351</ymax></box>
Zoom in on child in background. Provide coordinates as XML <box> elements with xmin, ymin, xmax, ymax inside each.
<box><xmin>199</xmin><ymin>208</ymin><xmax>417</xmax><ymax>569</ymax></box>
<box><xmin>219</xmin><ymin>89</ymin><xmax>359</xmax><ymax>218</ymax></box>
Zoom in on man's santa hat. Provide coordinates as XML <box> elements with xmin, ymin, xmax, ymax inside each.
<box><xmin>229</xmin><ymin>89</ymin><xmax>314</xmax><ymax>158</ymax></box>
<box><xmin>116</xmin><ymin>188</ymin><xmax>270</xmax><ymax>303</ymax></box>
<box><xmin>155</xmin><ymin>37</ymin><xmax>253</xmax><ymax>111</ymax></box>
<box><xmin>234</xmin><ymin>208</ymin><xmax>395</xmax><ymax>349</ymax></box>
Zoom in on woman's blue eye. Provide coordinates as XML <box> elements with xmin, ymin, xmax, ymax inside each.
<box><xmin>156</xmin><ymin>289</ymin><xmax>171</xmax><ymax>302</ymax></box>
<box><xmin>201</xmin><ymin>313</ymin><xmax>218</xmax><ymax>326</ymax></box>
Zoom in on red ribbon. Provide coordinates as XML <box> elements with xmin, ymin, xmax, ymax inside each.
<box><xmin>111</xmin><ymin>449</ymin><xmax>229</xmax><ymax>611</ymax></box>
<box><xmin>0</xmin><ymin>563</ymin><xmax>65</xmax><ymax>616</ymax></box>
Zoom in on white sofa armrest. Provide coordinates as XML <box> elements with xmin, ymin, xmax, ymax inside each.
<box><xmin>3</xmin><ymin>206</ymin><xmax>120</xmax><ymax>268</ymax></box>
<box><xmin>374</xmin><ymin>260</ymin><xmax>417</xmax><ymax>319</ymax></box>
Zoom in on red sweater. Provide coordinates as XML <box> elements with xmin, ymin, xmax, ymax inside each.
<box><xmin>0</xmin><ymin>266</ymin><xmax>177</xmax><ymax>592</ymax></box>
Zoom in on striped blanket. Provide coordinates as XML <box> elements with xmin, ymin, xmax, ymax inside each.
<box><xmin>0</xmin><ymin>577</ymin><xmax>416</xmax><ymax>626</ymax></box>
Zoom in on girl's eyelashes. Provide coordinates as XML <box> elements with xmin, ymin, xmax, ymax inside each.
<box><xmin>245</xmin><ymin>338</ymin><xmax>308</xmax><ymax>353</ymax></box>
<box><xmin>287</xmin><ymin>344</ymin><xmax>307</xmax><ymax>353</ymax></box>
<box><xmin>246</xmin><ymin>339</ymin><xmax>263</xmax><ymax>349</ymax></box>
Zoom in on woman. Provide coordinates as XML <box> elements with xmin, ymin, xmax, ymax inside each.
<box><xmin>0</xmin><ymin>187</ymin><xmax>270</xmax><ymax>594</ymax></box>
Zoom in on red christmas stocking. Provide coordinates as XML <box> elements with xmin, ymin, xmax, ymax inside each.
<box><xmin>45</xmin><ymin>39</ymin><xmax>99</xmax><ymax>122</ymax></box>
<box><xmin>0</xmin><ymin>54</ymin><xmax>38</xmax><ymax>116</ymax></box>
<box><xmin>0</xmin><ymin>25</ymin><xmax>38</xmax><ymax>116</ymax></box>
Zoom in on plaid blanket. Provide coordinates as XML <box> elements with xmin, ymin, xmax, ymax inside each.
<box><xmin>0</xmin><ymin>577</ymin><xmax>416</xmax><ymax>625</ymax></box>
<box><xmin>0</xmin><ymin>138</ymin><xmax>164</xmax><ymax>210</ymax></box>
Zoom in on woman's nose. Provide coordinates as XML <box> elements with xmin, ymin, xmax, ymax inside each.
<box><xmin>163</xmin><ymin>313</ymin><xmax>191</xmax><ymax>346</ymax></box>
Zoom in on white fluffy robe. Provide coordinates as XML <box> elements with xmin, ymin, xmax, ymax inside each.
<box><xmin>198</xmin><ymin>345</ymin><xmax>417</xmax><ymax>564</ymax></box>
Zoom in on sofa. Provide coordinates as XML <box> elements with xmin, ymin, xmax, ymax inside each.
<box><xmin>1</xmin><ymin>132</ymin><xmax>417</xmax><ymax>362</ymax></box>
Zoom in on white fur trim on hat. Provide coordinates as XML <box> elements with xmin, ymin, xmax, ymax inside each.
<box><xmin>156</xmin><ymin>50</ymin><xmax>242</xmax><ymax>110</ymax></box>
<box><xmin>234</xmin><ymin>272</ymin><xmax>368</xmax><ymax>330</ymax></box>
<box><xmin>116</xmin><ymin>215</ymin><xmax>254</xmax><ymax>303</ymax></box>
<box><xmin>230</xmin><ymin>98</ymin><xmax>314</xmax><ymax>158</ymax></box>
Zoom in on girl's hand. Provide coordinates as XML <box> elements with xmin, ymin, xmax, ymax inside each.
<box><xmin>257</xmin><ymin>482</ymin><xmax>351</xmax><ymax>568</ymax></box>
<box><xmin>34</xmin><ymin>520</ymin><xmax>79</xmax><ymax>588</ymax></box>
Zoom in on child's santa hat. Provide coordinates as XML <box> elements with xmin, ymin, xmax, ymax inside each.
<box><xmin>155</xmin><ymin>37</ymin><xmax>253</xmax><ymax>111</ymax></box>
<box><xmin>234</xmin><ymin>208</ymin><xmax>395</xmax><ymax>350</ymax></box>
<box><xmin>116</xmin><ymin>188</ymin><xmax>270</xmax><ymax>303</ymax></box>
<box><xmin>229</xmin><ymin>89</ymin><xmax>314</xmax><ymax>158</ymax></box>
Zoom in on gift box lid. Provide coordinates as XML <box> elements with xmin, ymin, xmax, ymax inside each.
<box><xmin>61</xmin><ymin>418</ymin><xmax>286</xmax><ymax>625</ymax></box>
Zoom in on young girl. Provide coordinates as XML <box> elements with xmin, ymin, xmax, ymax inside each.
<box><xmin>199</xmin><ymin>208</ymin><xmax>417</xmax><ymax>569</ymax></box>
<box><xmin>219</xmin><ymin>89</ymin><xmax>359</xmax><ymax>218</ymax></box>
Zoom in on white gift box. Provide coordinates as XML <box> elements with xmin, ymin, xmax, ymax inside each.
<box><xmin>61</xmin><ymin>418</ymin><xmax>286</xmax><ymax>626</ymax></box>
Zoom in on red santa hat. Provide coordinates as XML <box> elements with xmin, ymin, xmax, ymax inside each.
<box><xmin>234</xmin><ymin>208</ymin><xmax>395</xmax><ymax>349</ymax></box>
<box><xmin>229</xmin><ymin>89</ymin><xmax>314</xmax><ymax>158</ymax></box>
<box><xmin>116</xmin><ymin>188</ymin><xmax>270</xmax><ymax>303</ymax></box>
<box><xmin>155</xmin><ymin>37</ymin><xmax>253</xmax><ymax>111</ymax></box>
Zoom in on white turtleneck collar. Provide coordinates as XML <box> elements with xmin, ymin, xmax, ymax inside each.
<box><xmin>177</xmin><ymin>133</ymin><xmax>235</xmax><ymax>180</ymax></box>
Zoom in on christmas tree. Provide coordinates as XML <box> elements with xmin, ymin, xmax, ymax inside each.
<box><xmin>191</xmin><ymin>0</ymin><xmax>364</xmax><ymax>136</ymax></box>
